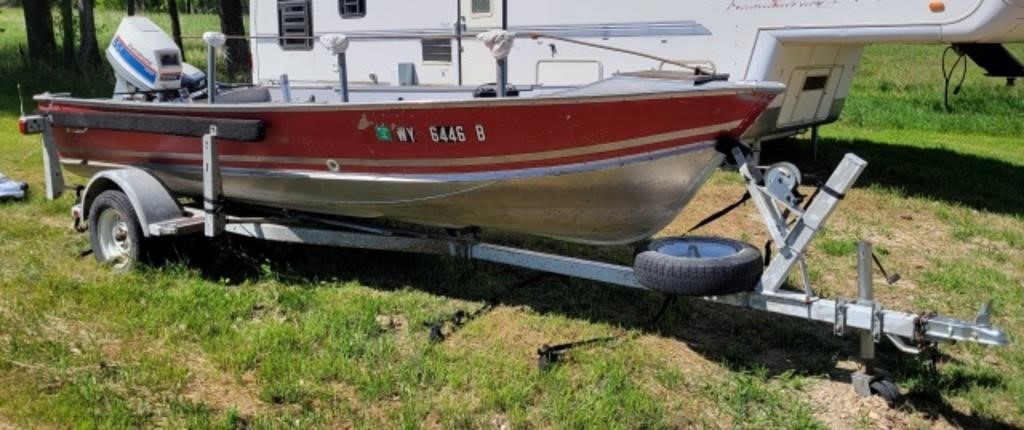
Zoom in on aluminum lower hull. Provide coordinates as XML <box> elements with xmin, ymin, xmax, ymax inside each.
<box><xmin>63</xmin><ymin>143</ymin><xmax>722</xmax><ymax>245</ymax></box>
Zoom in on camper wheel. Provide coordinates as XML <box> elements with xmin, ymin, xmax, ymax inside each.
<box><xmin>89</xmin><ymin>190</ymin><xmax>144</xmax><ymax>271</ymax></box>
<box><xmin>633</xmin><ymin>236</ymin><xmax>762</xmax><ymax>296</ymax></box>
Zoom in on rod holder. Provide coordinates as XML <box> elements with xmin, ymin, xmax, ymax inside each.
<box><xmin>320</xmin><ymin>34</ymin><xmax>351</xmax><ymax>103</ymax></box>
<box><xmin>206</xmin><ymin>45</ymin><xmax>216</xmax><ymax>104</ymax></box>
<box><xmin>496</xmin><ymin>58</ymin><xmax>508</xmax><ymax>98</ymax></box>
<box><xmin>280</xmin><ymin>74</ymin><xmax>292</xmax><ymax>103</ymax></box>
<box><xmin>337</xmin><ymin>53</ymin><xmax>350</xmax><ymax>103</ymax></box>
<box><xmin>202</xmin><ymin>32</ymin><xmax>227</xmax><ymax>105</ymax></box>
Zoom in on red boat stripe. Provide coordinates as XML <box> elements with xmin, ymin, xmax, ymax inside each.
<box><xmin>58</xmin><ymin>120</ymin><xmax>739</xmax><ymax>169</ymax></box>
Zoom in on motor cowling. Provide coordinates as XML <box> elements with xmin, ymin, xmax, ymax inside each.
<box><xmin>106</xmin><ymin>17</ymin><xmax>197</xmax><ymax>99</ymax></box>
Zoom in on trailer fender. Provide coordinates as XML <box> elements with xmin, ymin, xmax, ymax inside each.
<box><xmin>80</xmin><ymin>168</ymin><xmax>183</xmax><ymax>237</ymax></box>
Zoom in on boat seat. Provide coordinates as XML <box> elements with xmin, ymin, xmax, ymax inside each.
<box><xmin>216</xmin><ymin>87</ymin><xmax>272</xmax><ymax>104</ymax></box>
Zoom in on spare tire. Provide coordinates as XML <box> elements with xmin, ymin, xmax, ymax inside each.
<box><xmin>633</xmin><ymin>236</ymin><xmax>763</xmax><ymax>296</ymax></box>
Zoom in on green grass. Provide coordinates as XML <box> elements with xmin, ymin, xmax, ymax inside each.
<box><xmin>2</xmin><ymin>7</ymin><xmax>1024</xmax><ymax>429</ymax></box>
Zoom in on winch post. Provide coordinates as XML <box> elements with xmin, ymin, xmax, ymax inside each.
<box><xmin>202</xmin><ymin>126</ymin><xmax>224</xmax><ymax>237</ymax></box>
<box><xmin>755</xmin><ymin>153</ymin><xmax>868</xmax><ymax>294</ymax></box>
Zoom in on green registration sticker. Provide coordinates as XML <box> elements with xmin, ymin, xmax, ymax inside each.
<box><xmin>375</xmin><ymin>125</ymin><xmax>393</xmax><ymax>142</ymax></box>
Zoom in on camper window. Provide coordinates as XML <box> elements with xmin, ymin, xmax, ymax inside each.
<box><xmin>278</xmin><ymin>0</ymin><xmax>314</xmax><ymax>51</ymax></box>
<box><xmin>471</xmin><ymin>0</ymin><xmax>491</xmax><ymax>15</ymax></box>
<box><xmin>422</xmin><ymin>38</ymin><xmax>453</xmax><ymax>63</ymax></box>
<box><xmin>340</xmin><ymin>0</ymin><xmax>366</xmax><ymax>18</ymax></box>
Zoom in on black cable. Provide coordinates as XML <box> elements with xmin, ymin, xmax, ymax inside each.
<box><xmin>942</xmin><ymin>46</ymin><xmax>969</xmax><ymax>112</ymax></box>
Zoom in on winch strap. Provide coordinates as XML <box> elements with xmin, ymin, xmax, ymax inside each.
<box><xmin>686</xmin><ymin>191</ymin><xmax>750</xmax><ymax>234</ymax></box>
<box><xmin>820</xmin><ymin>185</ymin><xmax>845</xmax><ymax>201</ymax></box>
<box><xmin>50</xmin><ymin>111</ymin><xmax>265</xmax><ymax>142</ymax></box>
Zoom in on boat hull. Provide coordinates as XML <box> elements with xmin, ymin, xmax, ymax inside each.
<box><xmin>41</xmin><ymin>76</ymin><xmax>781</xmax><ymax>245</ymax></box>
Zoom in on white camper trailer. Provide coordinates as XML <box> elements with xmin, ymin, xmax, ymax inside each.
<box><xmin>250</xmin><ymin>0</ymin><xmax>1024</xmax><ymax>141</ymax></box>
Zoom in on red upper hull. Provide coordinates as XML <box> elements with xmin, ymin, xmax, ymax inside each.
<box><xmin>44</xmin><ymin>90</ymin><xmax>776</xmax><ymax>176</ymax></box>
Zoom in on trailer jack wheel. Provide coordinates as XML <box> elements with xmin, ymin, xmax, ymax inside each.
<box><xmin>869</xmin><ymin>379</ymin><xmax>903</xmax><ymax>406</ymax></box>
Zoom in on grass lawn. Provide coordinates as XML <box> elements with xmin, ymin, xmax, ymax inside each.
<box><xmin>1</xmin><ymin>8</ymin><xmax>1023</xmax><ymax>429</ymax></box>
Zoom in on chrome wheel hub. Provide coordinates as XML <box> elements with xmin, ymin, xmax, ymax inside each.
<box><xmin>97</xmin><ymin>208</ymin><xmax>133</xmax><ymax>269</ymax></box>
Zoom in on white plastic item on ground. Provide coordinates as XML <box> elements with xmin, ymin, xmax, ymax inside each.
<box><xmin>476</xmin><ymin>30</ymin><xmax>516</xmax><ymax>60</ymax></box>
<box><xmin>0</xmin><ymin>172</ymin><xmax>28</xmax><ymax>201</ymax></box>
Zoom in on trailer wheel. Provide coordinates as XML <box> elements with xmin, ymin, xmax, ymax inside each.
<box><xmin>633</xmin><ymin>236</ymin><xmax>762</xmax><ymax>296</ymax></box>
<box><xmin>89</xmin><ymin>190</ymin><xmax>144</xmax><ymax>271</ymax></box>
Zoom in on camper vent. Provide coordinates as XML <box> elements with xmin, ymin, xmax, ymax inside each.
<box><xmin>340</xmin><ymin>0</ymin><xmax>366</xmax><ymax>18</ymax></box>
<box><xmin>278</xmin><ymin>0</ymin><xmax>313</xmax><ymax>51</ymax></box>
<box><xmin>472</xmin><ymin>0</ymin><xmax>491</xmax><ymax>14</ymax></box>
<box><xmin>422</xmin><ymin>38</ymin><xmax>452</xmax><ymax>63</ymax></box>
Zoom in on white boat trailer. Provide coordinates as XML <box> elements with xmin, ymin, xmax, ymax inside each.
<box><xmin>22</xmin><ymin>116</ymin><xmax>1010</xmax><ymax>403</ymax></box>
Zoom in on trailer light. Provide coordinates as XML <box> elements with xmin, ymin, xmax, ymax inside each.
<box><xmin>18</xmin><ymin>116</ymin><xmax>45</xmax><ymax>135</ymax></box>
<box><xmin>929</xmin><ymin>1</ymin><xmax>945</xmax><ymax>12</ymax></box>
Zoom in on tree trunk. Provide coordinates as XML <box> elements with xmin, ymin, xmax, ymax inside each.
<box><xmin>185</xmin><ymin>0</ymin><xmax>193</xmax><ymax>14</ymax></box>
<box><xmin>22</xmin><ymin>0</ymin><xmax>57</xmax><ymax>62</ymax></box>
<box><xmin>218</xmin><ymin>0</ymin><xmax>251</xmax><ymax>79</ymax></box>
<box><xmin>60</xmin><ymin>0</ymin><xmax>75</xmax><ymax>67</ymax></box>
<box><xmin>168</xmin><ymin>0</ymin><xmax>186</xmax><ymax>62</ymax></box>
<box><xmin>78</xmin><ymin>0</ymin><xmax>101</xmax><ymax>66</ymax></box>
<box><xmin>127</xmin><ymin>0</ymin><xmax>136</xmax><ymax>16</ymax></box>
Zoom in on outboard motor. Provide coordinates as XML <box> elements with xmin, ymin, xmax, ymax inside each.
<box><xmin>106</xmin><ymin>17</ymin><xmax>205</xmax><ymax>101</ymax></box>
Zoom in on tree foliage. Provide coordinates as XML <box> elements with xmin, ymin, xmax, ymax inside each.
<box><xmin>94</xmin><ymin>0</ymin><xmax>226</xmax><ymax>13</ymax></box>
<box><xmin>16</xmin><ymin>0</ymin><xmax>249</xmax><ymax>76</ymax></box>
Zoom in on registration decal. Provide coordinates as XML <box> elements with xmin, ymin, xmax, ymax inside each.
<box><xmin>429</xmin><ymin>125</ymin><xmax>487</xmax><ymax>143</ymax></box>
<box><xmin>375</xmin><ymin>125</ymin><xmax>393</xmax><ymax>142</ymax></box>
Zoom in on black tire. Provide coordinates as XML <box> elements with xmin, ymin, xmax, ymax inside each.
<box><xmin>88</xmin><ymin>190</ymin><xmax>144</xmax><ymax>271</ymax></box>
<box><xmin>633</xmin><ymin>236</ymin><xmax>763</xmax><ymax>296</ymax></box>
<box><xmin>870</xmin><ymin>380</ymin><xmax>903</xmax><ymax>406</ymax></box>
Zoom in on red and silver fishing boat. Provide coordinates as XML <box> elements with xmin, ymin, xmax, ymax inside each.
<box><xmin>35</xmin><ymin>19</ymin><xmax>783</xmax><ymax>245</ymax></box>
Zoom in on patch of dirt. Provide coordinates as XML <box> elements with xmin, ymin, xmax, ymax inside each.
<box><xmin>490</xmin><ymin>413</ymin><xmax>511</xmax><ymax>430</ymax></box>
<box><xmin>633</xmin><ymin>335</ymin><xmax>730</xmax><ymax>426</ymax></box>
<box><xmin>0</xmin><ymin>413</ymin><xmax>18</xmax><ymax>430</ymax></box>
<box><xmin>806</xmin><ymin>362</ymin><xmax>955</xmax><ymax>430</ymax></box>
<box><xmin>444</xmin><ymin>307</ymin><xmax>566</xmax><ymax>363</ymax></box>
<box><xmin>634</xmin><ymin>335</ymin><xmax>721</xmax><ymax>375</ymax></box>
<box><xmin>375</xmin><ymin>314</ymin><xmax>408</xmax><ymax>332</ymax></box>
<box><xmin>181</xmin><ymin>353</ymin><xmax>268</xmax><ymax>418</ymax></box>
